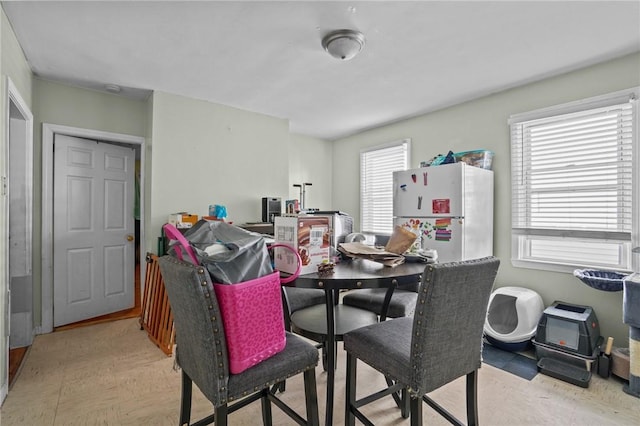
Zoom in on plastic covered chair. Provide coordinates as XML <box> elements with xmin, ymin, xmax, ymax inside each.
<box><xmin>158</xmin><ymin>255</ymin><xmax>320</xmax><ymax>426</ymax></box>
<box><xmin>344</xmin><ymin>256</ymin><xmax>500</xmax><ymax>426</ymax></box>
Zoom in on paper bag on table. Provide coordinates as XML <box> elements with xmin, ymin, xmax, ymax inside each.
<box><xmin>385</xmin><ymin>226</ymin><xmax>418</xmax><ymax>254</ymax></box>
<box><xmin>338</xmin><ymin>242</ymin><xmax>406</xmax><ymax>267</ymax></box>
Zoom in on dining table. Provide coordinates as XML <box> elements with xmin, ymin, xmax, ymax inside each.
<box><xmin>289</xmin><ymin>258</ymin><xmax>426</xmax><ymax>426</ymax></box>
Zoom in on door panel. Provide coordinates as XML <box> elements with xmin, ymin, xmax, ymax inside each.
<box><xmin>105</xmin><ymin>179</ymin><xmax>126</xmax><ymax>229</ymax></box>
<box><xmin>53</xmin><ymin>134</ymin><xmax>135</xmax><ymax>326</ymax></box>
<box><xmin>68</xmin><ymin>176</ymin><xmax>92</xmax><ymax>229</ymax></box>
<box><xmin>104</xmin><ymin>245</ymin><xmax>126</xmax><ymax>295</ymax></box>
<box><xmin>67</xmin><ymin>248</ymin><xmax>93</xmax><ymax>303</ymax></box>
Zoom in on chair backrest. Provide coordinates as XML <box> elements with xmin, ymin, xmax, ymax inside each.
<box><xmin>158</xmin><ymin>255</ymin><xmax>229</xmax><ymax>406</ymax></box>
<box><xmin>410</xmin><ymin>256</ymin><xmax>500</xmax><ymax>395</ymax></box>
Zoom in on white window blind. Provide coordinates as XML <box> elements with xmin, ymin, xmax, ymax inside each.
<box><xmin>510</xmin><ymin>89</ymin><xmax>638</xmax><ymax>272</ymax></box>
<box><xmin>360</xmin><ymin>139</ymin><xmax>410</xmax><ymax>234</ymax></box>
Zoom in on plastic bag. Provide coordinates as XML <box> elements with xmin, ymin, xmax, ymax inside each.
<box><xmin>169</xmin><ymin>219</ymin><xmax>273</xmax><ymax>284</ymax></box>
<box><xmin>429</xmin><ymin>150</ymin><xmax>456</xmax><ymax>166</ymax></box>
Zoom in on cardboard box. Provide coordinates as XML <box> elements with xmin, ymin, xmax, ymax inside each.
<box><xmin>168</xmin><ymin>213</ymin><xmax>199</xmax><ymax>229</ymax></box>
<box><xmin>274</xmin><ymin>215</ymin><xmax>330</xmax><ymax>275</ymax></box>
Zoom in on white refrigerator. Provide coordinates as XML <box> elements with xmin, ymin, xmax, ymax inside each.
<box><xmin>393</xmin><ymin>162</ymin><xmax>494</xmax><ymax>263</ymax></box>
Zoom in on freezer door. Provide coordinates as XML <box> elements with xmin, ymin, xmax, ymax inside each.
<box><xmin>393</xmin><ymin>165</ymin><xmax>464</xmax><ymax>217</ymax></box>
<box><xmin>394</xmin><ymin>217</ymin><xmax>464</xmax><ymax>263</ymax></box>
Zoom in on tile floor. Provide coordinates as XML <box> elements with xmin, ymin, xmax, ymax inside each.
<box><xmin>1</xmin><ymin>318</ymin><xmax>638</xmax><ymax>425</ymax></box>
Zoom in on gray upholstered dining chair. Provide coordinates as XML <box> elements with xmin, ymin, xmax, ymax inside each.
<box><xmin>281</xmin><ymin>287</ymin><xmax>327</xmax><ymax>330</ymax></box>
<box><xmin>344</xmin><ymin>256</ymin><xmax>500</xmax><ymax>426</ymax></box>
<box><xmin>158</xmin><ymin>255</ymin><xmax>320</xmax><ymax>426</ymax></box>
<box><xmin>341</xmin><ymin>233</ymin><xmax>420</xmax><ymax>322</ymax></box>
<box><xmin>341</xmin><ymin>279</ymin><xmax>420</xmax><ymax>414</ymax></box>
<box><xmin>341</xmin><ymin>280</ymin><xmax>419</xmax><ymax>321</ymax></box>
<box><xmin>275</xmin><ymin>286</ymin><xmax>327</xmax><ymax>391</ymax></box>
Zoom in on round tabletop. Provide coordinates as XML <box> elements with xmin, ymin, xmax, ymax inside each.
<box><xmin>292</xmin><ymin>258</ymin><xmax>426</xmax><ymax>290</ymax></box>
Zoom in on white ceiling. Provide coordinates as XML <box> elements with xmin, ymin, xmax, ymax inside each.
<box><xmin>3</xmin><ymin>1</ymin><xmax>639</xmax><ymax>140</ymax></box>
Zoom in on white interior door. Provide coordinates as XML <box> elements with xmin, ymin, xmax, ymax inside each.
<box><xmin>53</xmin><ymin>134</ymin><xmax>135</xmax><ymax>327</ymax></box>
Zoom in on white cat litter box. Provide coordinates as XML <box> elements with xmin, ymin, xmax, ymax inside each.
<box><xmin>484</xmin><ymin>286</ymin><xmax>544</xmax><ymax>351</ymax></box>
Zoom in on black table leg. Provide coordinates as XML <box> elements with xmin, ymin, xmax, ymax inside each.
<box><xmin>324</xmin><ymin>287</ymin><xmax>336</xmax><ymax>426</ymax></box>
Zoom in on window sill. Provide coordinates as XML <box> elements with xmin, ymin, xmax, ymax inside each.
<box><xmin>511</xmin><ymin>258</ymin><xmax>632</xmax><ymax>275</ymax></box>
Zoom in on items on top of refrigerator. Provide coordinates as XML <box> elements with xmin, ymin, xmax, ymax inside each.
<box><xmin>420</xmin><ymin>149</ymin><xmax>493</xmax><ymax>170</ymax></box>
<box><xmin>454</xmin><ymin>150</ymin><xmax>493</xmax><ymax>170</ymax></box>
<box><xmin>422</xmin><ymin>150</ymin><xmax>456</xmax><ymax>167</ymax></box>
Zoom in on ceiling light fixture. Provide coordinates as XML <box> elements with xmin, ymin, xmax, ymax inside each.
<box><xmin>321</xmin><ymin>29</ymin><xmax>365</xmax><ymax>61</ymax></box>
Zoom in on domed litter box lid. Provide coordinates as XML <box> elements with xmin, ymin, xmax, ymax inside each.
<box><xmin>487</xmin><ymin>294</ymin><xmax>518</xmax><ymax>335</ymax></box>
<box><xmin>484</xmin><ymin>286</ymin><xmax>544</xmax><ymax>343</ymax></box>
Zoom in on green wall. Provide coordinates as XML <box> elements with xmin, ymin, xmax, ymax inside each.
<box><xmin>21</xmin><ymin>82</ymin><xmax>333</xmax><ymax>336</ymax></box>
<box><xmin>148</xmin><ymin>91</ymin><xmax>332</xmax><ymax>252</ymax></box>
<box><xmin>332</xmin><ymin>52</ymin><xmax>640</xmax><ymax>345</ymax></box>
<box><xmin>287</xmin><ymin>132</ymin><xmax>333</xmax><ymax>211</ymax></box>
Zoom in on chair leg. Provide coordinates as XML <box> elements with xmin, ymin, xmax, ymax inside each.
<box><xmin>385</xmin><ymin>376</ymin><xmax>409</xmax><ymax>418</ymax></box>
<box><xmin>410</xmin><ymin>395</ymin><xmax>422</xmax><ymax>426</ymax></box>
<box><xmin>345</xmin><ymin>353</ymin><xmax>357</xmax><ymax>426</ymax></box>
<box><xmin>303</xmin><ymin>368</ymin><xmax>320</xmax><ymax>426</ymax></box>
<box><xmin>270</xmin><ymin>380</ymin><xmax>286</xmax><ymax>394</ymax></box>
<box><xmin>466</xmin><ymin>370</ymin><xmax>479</xmax><ymax>426</ymax></box>
<box><xmin>400</xmin><ymin>388</ymin><xmax>409</xmax><ymax>419</ymax></box>
<box><xmin>319</xmin><ymin>342</ymin><xmax>338</xmax><ymax>372</ymax></box>
<box><xmin>214</xmin><ymin>403</ymin><xmax>228</xmax><ymax>426</ymax></box>
<box><xmin>180</xmin><ymin>370</ymin><xmax>192</xmax><ymax>426</ymax></box>
<box><xmin>321</xmin><ymin>345</ymin><xmax>327</xmax><ymax>371</ymax></box>
<box><xmin>261</xmin><ymin>389</ymin><xmax>273</xmax><ymax>426</ymax></box>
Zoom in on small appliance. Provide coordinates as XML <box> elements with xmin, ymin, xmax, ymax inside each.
<box><xmin>307</xmin><ymin>211</ymin><xmax>353</xmax><ymax>252</ymax></box>
<box><xmin>261</xmin><ymin>197</ymin><xmax>281</xmax><ymax>223</ymax></box>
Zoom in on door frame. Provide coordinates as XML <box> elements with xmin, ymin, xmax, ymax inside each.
<box><xmin>41</xmin><ymin>124</ymin><xmax>145</xmax><ymax>334</ymax></box>
<box><xmin>2</xmin><ymin>77</ymin><xmax>34</xmax><ymax>403</ymax></box>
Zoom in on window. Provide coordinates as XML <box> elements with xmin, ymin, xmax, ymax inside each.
<box><xmin>510</xmin><ymin>88</ymin><xmax>639</xmax><ymax>273</ymax></box>
<box><xmin>360</xmin><ymin>139</ymin><xmax>410</xmax><ymax>234</ymax></box>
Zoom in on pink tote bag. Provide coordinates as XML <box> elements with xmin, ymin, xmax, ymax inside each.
<box><xmin>163</xmin><ymin>223</ymin><xmax>301</xmax><ymax>373</ymax></box>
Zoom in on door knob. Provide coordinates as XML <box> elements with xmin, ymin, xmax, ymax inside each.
<box><xmin>127</xmin><ymin>235</ymin><xmax>134</xmax><ymax>242</ymax></box>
